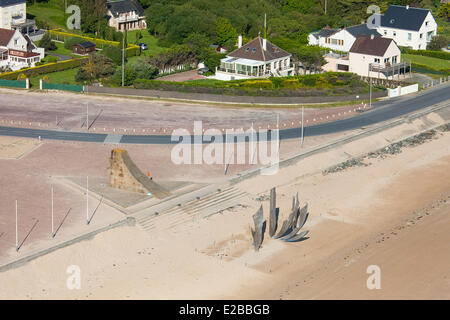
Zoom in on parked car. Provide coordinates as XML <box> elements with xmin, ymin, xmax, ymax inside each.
<box><xmin>139</xmin><ymin>43</ymin><xmax>148</xmax><ymax>50</ymax></box>
<box><xmin>197</xmin><ymin>67</ymin><xmax>209</xmax><ymax>75</ymax></box>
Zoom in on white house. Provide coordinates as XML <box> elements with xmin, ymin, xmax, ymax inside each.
<box><xmin>215</xmin><ymin>36</ymin><xmax>295</xmax><ymax>81</ymax></box>
<box><xmin>0</xmin><ymin>28</ymin><xmax>44</xmax><ymax>71</ymax></box>
<box><xmin>0</xmin><ymin>0</ymin><xmax>42</xmax><ymax>41</ymax></box>
<box><xmin>106</xmin><ymin>0</ymin><xmax>147</xmax><ymax>32</ymax></box>
<box><xmin>374</xmin><ymin>5</ymin><xmax>438</xmax><ymax>50</ymax></box>
<box><xmin>0</xmin><ymin>0</ymin><xmax>26</xmax><ymax>30</ymax></box>
<box><xmin>323</xmin><ymin>35</ymin><xmax>410</xmax><ymax>80</ymax></box>
<box><xmin>308</xmin><ymin>26</ymin><xmax>340</xmax><ymax>46</ymax></box>
<box><xmin>318</xmin><ymin>24</ymin><xmax>381</xmax><ymax>52</ymax></box>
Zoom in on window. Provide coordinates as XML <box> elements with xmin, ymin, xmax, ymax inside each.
<box><xmin>331</xmin><ymin>39</ymin><xmax>337</xmax><ymax>45</ymax></box>
<box><xmin>393</xmin><ymin>31</ymin><xmax>396</xmax><ymax>36</ymax></box>
<box><xmin>408</xmin><ymin>33</ymin><xmax>412</xmax><ymax>41</ymax></box>
<box><xmin>384</xmin><ymin>30</ymin><xmax>387</xmax><ymax>35</ymax></box>
<box><xmin>420</xmin><ymin>33</ymin><xmax>423</xmax><ymax>39</ymax></box>
<box><xmin>384</xmin><ymin>58</ymin><xmax>389</xmax><ymax>63</ymax></box>
<box><xmin>392</xmin><ymin>56</ymin><xmax>397</xmax><ymax>63</ymax></box>
<box><xmin>425</xmin><ymin>21</ymin><xmax>428</xmax><ymax>26</ymax></box>
<box><xmin>374</xmin><ymin>58</ymin><xmax>380</xmax><ymax>63</ymax></box>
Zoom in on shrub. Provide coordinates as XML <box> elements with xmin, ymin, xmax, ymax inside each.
<box><xmin>64</xmin><ymin>37</ymin><xmax>86</xmax><ymax>50</ymax></box>
<box><xmin>38</xmin><ymin>33</ymin><xmax>57</xmax><ymax>51</ymax></box>
<box><xmin>103</xmin><ymin>45</ymin><xmax>124</xmax><ymax>66</ymax></box>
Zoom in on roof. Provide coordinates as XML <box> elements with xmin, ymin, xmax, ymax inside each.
<box><xmin>349</xmin><ymin>35</ymin><xmax>395</xmax><ymax>56</ymax></box>
<box><xmin>227</xmin><ymin>37</ymin><xmax>290</xmax><ymax>62</ymax></box>
<box><xmin>344</xmin><ymin>24</ymin><xmax>381</xmax><ymax>38</ymax></box>
<box><xmin>0</xmin><ymin>0</ymin><xmax>26</xmax><ymax>7</ymax></box>
<box><xmin>379</xmin><ymin>5</ymin><xmax>431</xmax><ymax>31</ymax></box>
<box><xmin>311</xmin><ymin>27</ymin><xmax>341</xmax><ymax>39</ymax></box>
<box><xmin>24</xmin><ymin>35</ymin><xmax>36</xmax><ymax>50</ymax></box>
<box><xmin>0</xmin><ymin>28</ymin><xmax>15</xmax><ymax>46</ymax></box>
<box><xmin>75</xmin><ymin>41</ymin><xmax>96</xmax><ymax>48</ymax></box>
<box><xmin>106</xmin><ymin>0</ymin><xmax>145</xmax><ymax>18</ymax></box>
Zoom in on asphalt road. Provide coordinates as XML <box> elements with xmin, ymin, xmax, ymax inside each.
<box><xmin>0</xmin><ymin>83</ymin><xmax>449</xmax><ymax>145</ymax></box>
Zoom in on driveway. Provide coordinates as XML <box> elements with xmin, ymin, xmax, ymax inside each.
<box><xmin>157</xmin><ymin>70</ymin><xmax>206</xmax><ymax>82</ymax></box>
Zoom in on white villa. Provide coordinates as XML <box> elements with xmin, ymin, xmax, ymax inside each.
<box><xmin>0</xmin><ymin>0</ymin><xmax>42</xmax><ymax>41</ymax></box>
<box><xmin>310</xmin><ymin>5</ymin><xmax>438</xmax><ymax>51</ymax></box>
<box><xmin>0</xmin><ymin>28</ymin><xmax>44</xmax><ymax>71</ymax></box>
<box><xmin>374</xmin><ymin>5</ymin><xmax>438</xmax><ymax>50</ymax></box>
<box><xmin>215</xmin><ymin>36</ymin><xmax>294</xmax><ymax>81</ymax></box>
<box><xmin>323</xmin><ymin>35</ymin><xmax>410</xmax><ymax>80</ymax></box>
<box><xmin>106</xmin><ymin>0</ymin><xmax>147</xmax><ymax>32</ymax></box>
<box><xmin>309</xmin><ymin>24</ymin><xmax>381</xmax><ymax>52</ymax></box>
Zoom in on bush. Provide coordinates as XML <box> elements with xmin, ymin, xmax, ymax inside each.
<box><xmin>38</xmin><ymin>33</ymin><xmax>57</xmax><ymax>51</ymax></box>
<box><xmin>64</xmin><ymin>37</ymin><xmax>86</xmax><ymax>50</ymax></box>
<box><xmin>103</xmin><ymin>45</ymin><xmax>124</xmax><ymax>66</ymax></box>
<box><xmin>133</xmin><ymin>72</ymin><xmax>369</xmax><ymax>97</ymax></box>
<box><xmin>427</xmin><ymin>35</ymin><xmax>448</xmax><ymax>51</ymax></box>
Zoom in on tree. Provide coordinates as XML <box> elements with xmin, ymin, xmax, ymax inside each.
<box><xmin>216</xmin><ymin>17</ymin><xmax>237</xmax><ymax>47</ymax></box>
<box><xmin>75</xmin><ymin>54</ymin><xmax>116</xmax><ymax>82</ymax></box>
<box><xmin>102</xmin><ymin>45</ymin><xmax>124</xmax><ymax>66</ymax></box>
<box><xmin>38</xmin><ymin>33</ymin><xmax>56</xmax><ymax>51</ymax></box>
<box><xmin>437</xmin><ymin>3</ymin><xmax>450</xmax><ymax>22</ymax></box>
<box><xmin>427</xmin><ymin>35</ymin><xmax>448</xmax><ymax>50</ymax></box>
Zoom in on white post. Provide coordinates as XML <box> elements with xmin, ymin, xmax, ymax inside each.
<box><xmin>86</xmin><ymin>103</ymin><xmax>89</xmax><ymax>131</ymax></box>
<box><xmin>86</xmin><ymin>176</ymin><xmax>89</xmax><ymax>224</ymax></box>
<box><xmin>15</xmin><ymin>200</ymin><xmax>18</xmax><ymax>251</ymax></box>
<box><xmin>301</xmin><ymin>106</ymin><xmax>304</xmax><ymax>147</ymax></box>
<box><xmin>51</xmin><ymin>185</ymin><xmax>54</xmax><ymax>238</ymax></box>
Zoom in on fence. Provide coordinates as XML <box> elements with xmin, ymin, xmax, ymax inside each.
<box><xmin>40</xmin><ymin>80</ymin><xmax>83</xmax><ymax>92</ymax></box>
<box><xmin>0</xmin><ymin>78</ymin><xmax>28</xmax><ymax>89</ymax></box>
<box><xmin>47</xmin><ymin>29</ymin><xmax>140</xmax><ymax>57</ymax></box>
<box><xmin>387</xmin><ymin>84</ymin><xmax>419</xmax><ymax>98</ymax></box>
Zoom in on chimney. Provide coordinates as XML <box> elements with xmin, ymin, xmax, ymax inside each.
<box><xmin>238</xmin><ymin>35</ymin><xmax>242</xmax><ymax>48</ymax></box>
<box><xmin>263</xmin><ymin>38</ymin><xmax>267</xmax><ymax>51</ymax></box>
<box><xmin>406</xmin><ymin>5</ymin><xmax>409</xmax><ymax>10</ymax></box>
<box><xmin>370</xmin><ymin>34</ymin><xmax>375</xmax><ymax>40</ymax></box>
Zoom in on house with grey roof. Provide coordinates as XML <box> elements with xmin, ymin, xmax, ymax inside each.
<box><xmin>215</xmin><ymin>35</ymin><xmax>294</xmax><ymax>80</ymax></box>
<box><xmin>311</xmin><ymin>23</ymin><xmax>382</xmax><ymax>52</ymax></box>
<box><xmin>106</xmin><ymin>0</ymin><xmax>146</xmax><ymax>32</ymax></box>
<box><xmin>373</xmin><ymin>5</ymin><xmax>437</xmax><ymax>50</ymax></box>
<box><xmin>307</xmin><ymin>26</ymin><xmax>341</xmax><ymax>46</ymax></box>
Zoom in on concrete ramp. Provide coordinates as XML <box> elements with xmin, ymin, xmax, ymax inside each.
<box><xmin>109</xmin><ymin>149</ymin><xmax>171</xmax><ymax>199</ymax></box>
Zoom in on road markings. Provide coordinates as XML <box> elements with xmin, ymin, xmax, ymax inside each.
<box><xmin>104</xmin><ymin>134</ymin><xmax>123</xmax><ymax>144</ymax></box>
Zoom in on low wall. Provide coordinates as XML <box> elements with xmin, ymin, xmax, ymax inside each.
<box><xmin>87</xmin><ymin>86</ymin><xmax>386</xmax><ymax>105</ymax></box>
<box><xmin>388</xmin><ymin>84</ymin><xmax>419</xmax><ymax>98</ymax></box>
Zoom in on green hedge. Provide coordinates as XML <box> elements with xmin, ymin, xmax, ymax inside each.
<box><xmin>0</xmin><ymin>58</ymin><xmax>88</xmax><ymax>80</ymax></box>
<box><xmin>134</xmin><ymin>72</ymin><xmax>371</xmax><ymax>97</ymax></box>
<box><xmin>400</xmin><ymin>47</ymin><xmax>450</xmax><ymax>60</ymax></box>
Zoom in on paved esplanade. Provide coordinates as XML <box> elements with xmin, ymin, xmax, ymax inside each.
<box><xmin>0</xmin><ymin>83</ymin><xmax>449</xmax><ymax>144</ymax></box>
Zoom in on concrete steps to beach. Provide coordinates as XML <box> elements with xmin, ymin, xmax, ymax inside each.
<box><xmin>136</xmin><ymin>186</ymin><xmax>247</xmax><ymax>233</ymax></box>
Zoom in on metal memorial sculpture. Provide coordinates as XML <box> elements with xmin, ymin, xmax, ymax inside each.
<box><xmin>251</xmin><ymin>188</ymin><xmax>309</xmax><ymax>250</ymax></box>
<box><xmin>251</xmin><ymin>205</ymin><xmax>265</xmax><ymax>251</ymax></box>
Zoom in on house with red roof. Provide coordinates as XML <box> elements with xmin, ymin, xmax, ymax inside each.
<box><xmin>0</xmin><ymin>27</ymin><xmax>44</xmax><ymax>71</ymax></box>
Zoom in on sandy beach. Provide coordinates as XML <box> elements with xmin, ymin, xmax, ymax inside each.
<box><xmin>0</xmin><ymin>127</ymin><xmax>449</xmax><ymax>300</ymax></box>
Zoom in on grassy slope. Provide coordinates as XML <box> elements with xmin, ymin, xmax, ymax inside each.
<box><xmin>403</xmin><ymin>54</ymin><xmax>450</xmax><ymax>70</ymax></box>
<box><xmin>126</xmin><ymin>30</ymin><xmax>168</xmax><ymax>56</ymax></box>
<box><xmin>29</xmin><ymin>68</ymin><xmax>80</xmax><ymax>88</ymax></box>
<box><xmin>27</xmin><ymin>2</ymin><xmax>66</xmax><ymax>29</ymax></box>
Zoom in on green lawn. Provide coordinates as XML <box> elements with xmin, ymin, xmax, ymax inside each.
<box><xmin>27</xmin><ymin>1</ymin><xmax>67</xmax><ymax>30</ymax></box>
<box><xmin>29</xmin><ymin>67</ymin><xmax>81</xmax><ymax>88</ymax></box>
<box><xmin>126</xmin><ymin>30</ymin><xmax>168</xmax><ymax>56</ymax></box>
<box><xmin>403</xmin><ymin>54</ymin><xmax>450</xmax><ymax>70</ymax></box>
